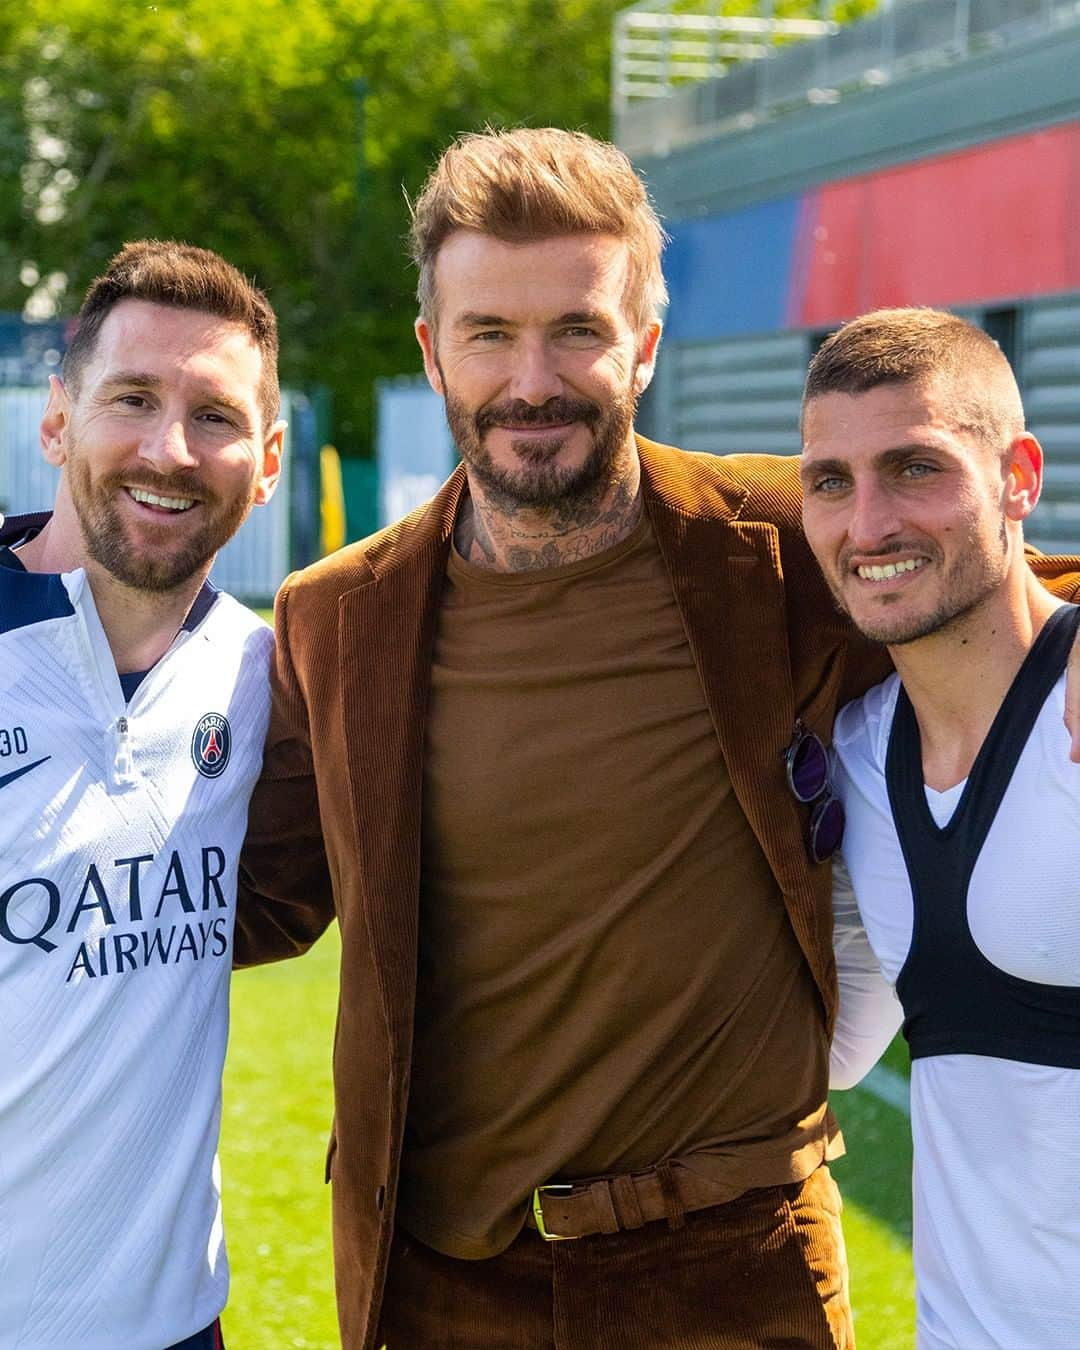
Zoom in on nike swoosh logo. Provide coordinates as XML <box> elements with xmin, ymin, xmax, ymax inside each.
<box><xmin>0</xmin><ymin>756</ymin><xmax>51</xmax><ymax>790</ymax></box>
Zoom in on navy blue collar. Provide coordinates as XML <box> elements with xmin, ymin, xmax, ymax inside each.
<box><xmin>183</xmin><ymin>580</ymin><xmax>220</xmax><ymax>631</ymax></box>
<box><xmin>0</xmin><ymin>511</ymin><xmax>50</xmax><ymax>567</ymax></box>
<box><xmin>0</xmin><ymin>510</ymin><xmax>220</xmax><ymax>628</ymax></box>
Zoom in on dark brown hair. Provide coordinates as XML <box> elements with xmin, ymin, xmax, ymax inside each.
<box><xmin>64</xmin><ymin>240</ymin><xmax>280</xmax><ymax>425</ymax></box>
<box><xmin>803</xmin><ymin>307</ymin><xmax>1023</xmax><ymax>447</ymax></box>
<box><xmin>409</xmin><ymin>126</ymin><xmax>667</xmax><ymax>328</ymax></box>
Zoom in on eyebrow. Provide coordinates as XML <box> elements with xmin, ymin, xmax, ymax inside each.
<box><xmin>800</xmin><ymin>442</ymin><xmax>950</xmax><ymax>481</ymax></box>
<box><xmin>454</xmin><ymin>312</ymin><xmax>509</xmax><ymax>330</ymax></box>
<box><xmin>556</xmin><ymin>310</ymin><xmax>607</xmax><ymax>326</ymax></box>
<box><xmin>98</xmin><ymin>370</ymin><xmax>164</xmax><ymax>392</ymax></box>
<box><xmin>798</xmin><ymin>455</ymin><xmax>847</xmax><ymax>483</ymax></box>
<box><xmin>451</xmin><ymin>309</ymin><xmax>610</xmax><ymax>330</ymax></box>
<box><xmin>98</xmin><ymin>372</ymin><xmax>252</xmax><ymax>420</ymax></box>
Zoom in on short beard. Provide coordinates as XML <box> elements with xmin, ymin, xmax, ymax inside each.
<box><xmin>855</xmin><ymin>589</ymin><xmax>993</xmax><ymax>646</ymax></box>
<box><xmin>441</xmin><ymin>377</ymin><xmax>637</xmax><ymax>514</ymax></box>
<box><xmin>837</xmin><ymin>518</ymin><xmax>1010</xmax><ymax>646</ymax></box>
<box><xmin>68</xmin><ymin>456</ymin><xmax>255</xmax><ymax>593</ymax></box>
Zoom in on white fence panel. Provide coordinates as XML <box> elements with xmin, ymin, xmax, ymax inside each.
<box><xmin>208</xmin><ymin>388</ymin><xmax>296</xmax><ymax>604</ymax></box>
<box><xmin>375</xmin><ymin>376</ymin><xmax>457</xmax><ymax>526</ymax></box>
<box><xmin>0</xmin><ymin>388</ymin><xmax>60</xmax><ymax>518</ymax></box>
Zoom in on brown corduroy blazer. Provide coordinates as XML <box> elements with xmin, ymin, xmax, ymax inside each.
<box><xmin>236</xmin><ymin>435</ymin><xmax>1080</xmax><ymax>1348</ymax></box>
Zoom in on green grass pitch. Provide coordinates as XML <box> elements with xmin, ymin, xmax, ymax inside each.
<box><xmin>221</xmin><ymin>928</ymin><xmax>915</xmax><ymax>1347</ymax></box>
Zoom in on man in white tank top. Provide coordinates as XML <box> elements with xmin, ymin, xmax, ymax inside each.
<box><xmin>800</xmin><ymin>306</ymin><xmax>1080</xmax><ymax>1349</ymax></box>
<box><xmin>0</xmin><ymin>241</ymin><xmax>283</xmax><ymax>1350</ymax></box>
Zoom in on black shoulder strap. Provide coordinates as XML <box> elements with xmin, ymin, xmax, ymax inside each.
<box><xmin>888</xmin><ymin>603</ymin><xmax>1080</xmax><ymax>860</ymax></box>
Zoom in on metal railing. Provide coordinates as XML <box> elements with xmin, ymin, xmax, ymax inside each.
<box><xmin>615</xmin><ymin>0</ymin><xmax>1080</xmax><ymax>156</ymax></box>
<box><xmin>613</xmin><ymin>2</ymin><xmax>836</xmax><ymax>106</ymax></box>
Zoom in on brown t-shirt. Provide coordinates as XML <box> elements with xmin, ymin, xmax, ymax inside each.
<box><xmin>397</xmin><ymin>514</ymin><xmax>837</xmax><ymax>1259</ymax></box>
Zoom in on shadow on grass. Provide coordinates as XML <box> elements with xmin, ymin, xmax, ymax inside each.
<box><xmin>829</xmin><ymin>1075</ymin><xmax>913</xmax><ymax>1244</ymax></box>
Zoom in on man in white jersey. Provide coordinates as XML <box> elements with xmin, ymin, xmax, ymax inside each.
<box><xmin>0</xmin><ymin>240</ymin><xmax>283</xmax><ymax>1350</ymax></box>
<box><xmin>799</xmin><ymin>306</ymin><xmax>1080</xmax><ymax>1349</ymax></box>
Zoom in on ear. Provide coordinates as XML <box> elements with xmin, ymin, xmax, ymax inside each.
<box><xmin>252</xmin><ymin>420</ymin><xmax>286</xmax><ymax>506</ymax></box>
<box><xmin>1003</xmin><ymin>433</ymin><xmax>1043</xmax><ymax>521</ymax></box>
<box><xmin>40</xmin><ymin>375</ymin><xmax>71</xmax><ymax>466</ymax></box>
<box><xmin>632</xmin><ymin>322</ymin><xmax>663</xmax><ymax>396</ymax></box>
<box><xmin>415</xmin><ymin>318</ymin><xmax>444</xmax><ymax>396</ymax></box>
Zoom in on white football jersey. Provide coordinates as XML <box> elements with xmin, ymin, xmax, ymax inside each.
<box><xmin>0</xmin><ymin>555</ymin><xmax>271</xmax><ymax>1349</ymax></box>
<box><xmin>833</xmin><ymin>667</ymin><xmax>1080</xmax><ymax>1350</ymax></box>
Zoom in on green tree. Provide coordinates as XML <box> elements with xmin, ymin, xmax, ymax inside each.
<box><xmin>0</xmin><ymin>0</ymin><xmax>851</xmax><ymax>452</ymax></box>
<box><xmin>0</xmin><ymin>0</ymin><xmax>627</xmax><ymax>449</ymax></box>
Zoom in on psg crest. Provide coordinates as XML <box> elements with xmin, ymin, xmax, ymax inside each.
<box><xmin>191</xmin><ymin>713</ymin><xmax>231</xmax><ymax>779</ymax></box>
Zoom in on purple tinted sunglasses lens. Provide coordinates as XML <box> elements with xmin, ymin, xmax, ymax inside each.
<box><xmin>810</xmin><ymin>796</ymin><xmax>845</xmax><ymax>863</ymax></box>
<box><xmin>789</xmin><ymin>733</ymin><xmax>829</xmax><ymax>802</ymax></box>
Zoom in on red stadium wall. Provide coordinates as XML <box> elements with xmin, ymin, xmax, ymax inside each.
<box><xmin>792</xmin><ymin>119</ymin><xmax>1080</xmax><ymax>326</ymax></box>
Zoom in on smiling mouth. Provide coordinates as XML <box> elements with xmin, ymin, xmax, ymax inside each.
<box><xmin>126</xmin><ymin>486</ymin><xmax>197</xmax><ymax>513</ymax></box>
<box><xmin>855</xmin><ymin>557</ymin><xmax>928</xmax><ymax>582</ymax></box>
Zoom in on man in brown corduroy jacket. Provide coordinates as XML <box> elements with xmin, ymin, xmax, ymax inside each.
<box><xmin>236</xmin><ymin>128</ymin><xmax>1080</xmax><ymax>1350</ymax></box>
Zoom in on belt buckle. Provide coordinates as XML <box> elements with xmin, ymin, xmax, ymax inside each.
<box><xmin>532</xmin><ymin>1183</ymin><xmax>576</xmax><ymax>1241</ymax></box>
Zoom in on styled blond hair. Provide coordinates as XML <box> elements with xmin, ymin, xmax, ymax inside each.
<box><xmin>409</xmin><ymin>126</ymin><xmax>668</xmax><ymax>328</ymax></box>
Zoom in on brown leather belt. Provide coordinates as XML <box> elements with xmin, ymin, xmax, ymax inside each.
<box><xmin>526</xmin><ymin>1161</ymin><xmax>735</xmax><ymax>1241</ymax></box>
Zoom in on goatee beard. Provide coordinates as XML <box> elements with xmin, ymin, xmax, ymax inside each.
<box><xmin>442</xmin><ymin>382</ymin><xmax>638</xmax><ymax>512</ymax></box>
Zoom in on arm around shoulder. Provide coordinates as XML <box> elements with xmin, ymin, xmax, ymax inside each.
<box><xmin>830</xmin><ymin>856</ymin><xmax>904</xmax><ymax>1090</ymax></box>
<box><xmin>1026</xmin><ymin>544</ymin><xmax>1080</xmax><ymax>601</ymax></box>
<box><xmin>1026</xmin><ymin>548</ymin><xmax>1080</xmax><ymax>759</ymax></box>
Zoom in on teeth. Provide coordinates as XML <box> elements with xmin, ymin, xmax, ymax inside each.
<box><xmin>857</xmin><ymin>558</ymin><xmax>924</xmax><ymax>581</ymax></box>
<box><xmin>128</xmin><ymin>488</ymin><xmax>195</xmax><ymax>511</ymax></box>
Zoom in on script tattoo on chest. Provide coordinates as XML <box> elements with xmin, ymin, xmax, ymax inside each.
<box><xmin>458</xmin><ymin>473</ymin><xmax>642</xmax><ymax>573</ymax></box>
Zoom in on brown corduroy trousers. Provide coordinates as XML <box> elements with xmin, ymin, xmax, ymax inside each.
<box><xmin>377</xmin><ymin>1166</ymin><xmax>853</xmax><ymax>1349</ymax></box>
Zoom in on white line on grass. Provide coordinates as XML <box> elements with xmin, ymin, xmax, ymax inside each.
<box><xmin>860</xmin><ymin>1064</ymin><xmax>911</xmax><ymax>1116</ymax></box>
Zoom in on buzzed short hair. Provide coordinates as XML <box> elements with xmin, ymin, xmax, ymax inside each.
<box><xmin>802</xmin><ymin>307</ymin><xmax>1024</xmax><ymax>449</ymax></box>
<box><xmin>64</xmin><ymin>240</ymin><xmax>280</xmax><ymax>426</ymax></box>
<box><xmin>408</xmin><ymin>126</ymin><xmax>668</xmax><ymax>329</ymax></box>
